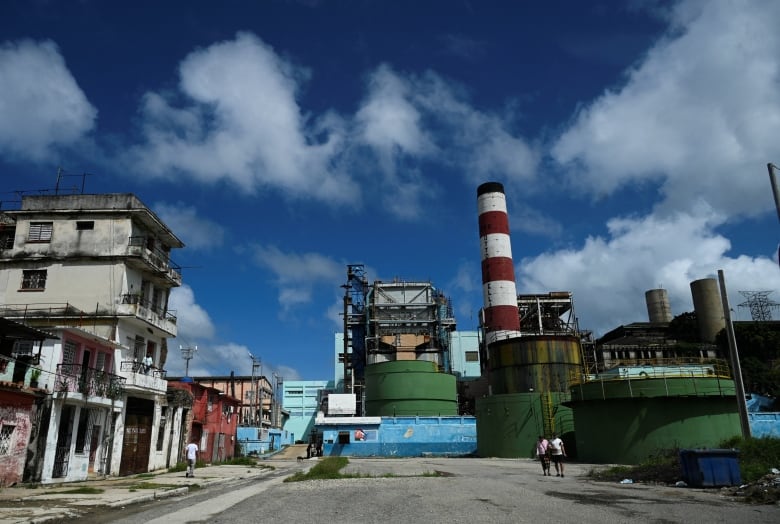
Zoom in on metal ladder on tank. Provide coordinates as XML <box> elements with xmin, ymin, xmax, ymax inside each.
<box><xmin>541</xmin><ymin>392</ymin><xmax>556</xmax><ymax>437</ymax></box>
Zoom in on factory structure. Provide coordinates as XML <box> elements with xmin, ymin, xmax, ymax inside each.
<box><xmin>0</xmin><ymin>182</ymin><xmax>755</xmax><ymax>482</ymax></box>
<box><xmin>308</xmin><ymin>181</ymin><xmax>744</xmax><ymax>464</ymax></box>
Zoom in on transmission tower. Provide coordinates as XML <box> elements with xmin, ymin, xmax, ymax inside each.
<box><xmin>738</xmin><ymin>291</ymin><xmax>780</xmax><ymax>321</ymax></box>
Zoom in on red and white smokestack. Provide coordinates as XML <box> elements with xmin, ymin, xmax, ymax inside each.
<box><xmin>478</xmin><ymin>182</ymin><xmax>521</xmax><ymax>344</ymax></box>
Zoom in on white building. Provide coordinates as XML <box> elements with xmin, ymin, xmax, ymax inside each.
<box><xmin>0</xmin><ymin>193</ymin><xmax>185</xmax><ymax>479</ymax></box>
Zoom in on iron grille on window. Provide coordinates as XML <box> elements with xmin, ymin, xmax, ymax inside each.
<box><xmin>0</xmin><ymin>425</ymin><xmax>15</xmax><ymax>455</ymax></box>
<box><xmin>21</xmin><ymin>270</ymin><xmax>47</xmax><ymax>290</ymax></box>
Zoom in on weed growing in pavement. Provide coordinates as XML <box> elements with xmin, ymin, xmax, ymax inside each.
<box><xmin>588</xmin><ymin>437</ymin><xmax>780</xmax><ymax>485</ymax></box>
<box><xmin>126</xmin><ymin>482</ymin><xmax>180</xmax><ymax>490</ymax></box>
<box><xmin>47</xmin><ymin>487</ymin><xmax>105</xmax><ymax>495</ymax></box>
<box><xmin>284</xmin><ymin>457</ymin><xmax>446</xmax><ymax>482</ymax></box>
<box><xmin>719</xmin><ymin>436</ymin><xmax>780</xmax><ymax>483</ymax></box>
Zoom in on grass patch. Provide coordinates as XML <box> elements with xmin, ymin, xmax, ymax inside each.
<box><xmin>126</xmin><ymin>482</ymin><xmax>180</xmax><ymax>490</ymax></box>
<box><xmin>285</xmin><ymin>457</ymin><xmax>447</xmax><ymax>482</ymax></box>
<box><xmin>285</xmin><ymin>456</ymin><xmax>351</xmax><ymax>482</ymax></box>
<box><xmin>588</xmin><ymin>436</ymin><xmax>780</xmax><ymax>485</ymax></box>
<box><xmin>589</xmin><ymin>449</ymin><xmax>682</xmax><ymax>484</ymax></box>
<box><xmin>720</xmin><ymin>436</ymin><xmax>780</xmax><ymax>483</ymax></box>
<box><xmin>47</xmin><ymin>487</ymin><xmax>105</xmax><ymax>495</ymax></box>
<box><xmin>221</xmin><ymin>456</ymin><xmax>258</xmax><ymax>466</ymax></box>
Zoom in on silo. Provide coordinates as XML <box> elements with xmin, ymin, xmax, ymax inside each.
<box><xmin>645</xmin><ymin>288</ymin><xmax>672</xmax><ymax>323</ymax></box>
<box><xmin>690</xmin><ymin>278</ymin><xmax>725</xmax><ymax>342</ymax></box>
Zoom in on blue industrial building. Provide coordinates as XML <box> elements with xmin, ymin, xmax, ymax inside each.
<box><xmin>281</xmin><ymin>380</ymin><xmax>332</xmax><ymax>443</ymax></box>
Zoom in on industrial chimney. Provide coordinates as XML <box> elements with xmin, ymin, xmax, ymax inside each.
<box><xmin>645</xmin><ymin>288</ymin><xmax>673</xmax><ymax>323</ymax></box>
<box><xmin>690</xmin><ymin>278</ymin><xmax>726</xmax><ymax>343</ymax></box>
<box><xmin>477</xmin><ymin>182</ymin><xmax>521</xmax><ymax>344</ymax></box>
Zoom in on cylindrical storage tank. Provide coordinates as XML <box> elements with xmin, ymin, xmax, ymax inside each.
<box><xmin>645</xmin><ymin>288</ymin><xmax>672</xmax><ymax>323</ymax></box>
<box><xmin>475</xmin><ymin>392</ymin><xmax>575</xmax><ymax>458</ymax></box>
<box><xmin>477</xmin><ymin>182</ymin><xmax>521</xmax><ymax>344</ymax></box>
<box><xmin>568</xmin><ymin>377</ymin><xmax>740</xmax><ymax>464</ymax></box>
<box><xmin>486</xmin><ymin>336</ymin><xmax>583</xmax><ymax>395</ymax></box>
<box><xmin>690</xmin><ymin>278</ymin><xmax>725</xmax><ymax>342</ymax></box>
<box><xmin>364</xmin><ymin>360</ymin><xmax>457</xmax><ymax>416</ymax></box>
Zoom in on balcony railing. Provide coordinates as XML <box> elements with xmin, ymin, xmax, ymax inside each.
<box><xmin>120</xmin><ymin>360</ymin><xmax>167</xmax><ymax>379</ymax></box>
<box><xmin>55</xmin><ymin>363</ymin><xmax>126</xmax><ymax>399</ymax></box>
<box><xmin>120</xmin><ymin>294</ymin><xmax>177</xmax><ymax>324</ymax></box>
<box><xmin>127</xmin><ymin>236</ymin><xmax>182</xmax><ymax>284</ymax></box>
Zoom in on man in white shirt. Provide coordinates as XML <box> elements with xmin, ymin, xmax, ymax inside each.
<box><xmin>548</xmin><ymin>433</ymin><xmax>566</xmax><ymax>477</ymax></box>
<box><xmin>185</xmin><ymin>440</ymin><xmax>199</xmax><ymax>477</ymax></box>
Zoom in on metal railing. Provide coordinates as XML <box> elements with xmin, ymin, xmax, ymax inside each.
<box><xmin>55</xmin><ymin>363</ymin><xmax>126</xmax><ymax>399</ymax></box>
<box><xmin>127</xmin><ymin>236</ymin><xmax>182</xmax><ymax>283</ymax></box>
<box><xmin>120</xmin><ymin>294</ymin><xmax>177</xmax><ymax>324</ymax></box>
<box><xmin>120</xmin><ymin>360</ymin><xmax>167</xmax><ymax>379</ymax></box>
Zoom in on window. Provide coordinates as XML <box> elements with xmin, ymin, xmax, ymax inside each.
<box><xmin>0</xmin><ymin>227</ymin><xmax>15</xmax><ymax>249</ymax></box>
<box><xmin>75</xmin><ymin>409</ymin><xmax>90</xmax><ymax>453</ymax></box>
<box><xmin>62</xmin><ymin>341</ymin><xmax>77</xmax><ymax>366</ymax></box>
<box><xmin>12</xmin><ymin>340</ymin><xmax>33</xmax><ymax>358</ymax></box>
<box><xmin>0</xmin><ymin>425</ymin><xmax>15</xmax><ymax>455</ymax></box>
<box><xmin>465</xmin><ymin>351</ymin><xmax>479</xmax><ymax>362</ymax></box>
<box><xmin>21</xmin><ymin>270</ymin><xmax>47</xmax><ymax>290</ymax></box>
<box><xmin>76</xmin><ymin>221</ymin><xmax>94</xmax><ymax>230</ymax></box>
<box><xmin>27</xmin><ymin>222</ymin><xmax>53</xmax><ymax>242</ymax></box>
<box><xmin>157</xmin><ymin>407</ymin><xmax>167</xmax><ymax>451</ymax></box>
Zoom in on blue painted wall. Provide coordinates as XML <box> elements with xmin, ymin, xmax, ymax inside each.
<box><xmin>237</xmin><ymin>427</ymin><xmax>294</xmax><ymax>455</ymax></box>
<box><xmin>317</xmin><ymin>416</ymin><xmax>477</xmax><ymax>457</ymax></box>
<box><xmin>749</xmin><ymin>413</ymin><xmax>780</xmax><ymax>438</ymax></box>
<box><xmin>282</xmin><ymin>380</ymin><xmax>332</xmax><ymax>442</ymax></box>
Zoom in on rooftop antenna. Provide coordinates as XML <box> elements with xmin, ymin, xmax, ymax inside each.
<box><xmin>55</xmin><ymin>166</ymin><xmax>94</xmax><ymax>195</ymax></box>
<box><xmin>180</xmin><ymin>345</ymin><xmax>197</xmax><ymax>381</ymax></box>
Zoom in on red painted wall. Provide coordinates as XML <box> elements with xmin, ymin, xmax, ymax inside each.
<box><xmin>0</xmin><ymin>388</ymin><xmax>35</xmax><ymax>487</ymax></box>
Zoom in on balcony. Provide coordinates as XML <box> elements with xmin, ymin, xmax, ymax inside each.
<box><xmin>126</xmin><ymin>236</ymin><xmax>182</xmax><ymax>286</ymax></box>
<box><xmin>117</xmin><ymin>294</ymin><xmax>177</xmax><ymax>336</ymax></box>
<box><xmin>117</xmin><ymin>360</ymin><xmax>168</xmax><ymax>393</ymax></box>
<box><xmin>55</xmin><ymin>363</ymin><xmax>126</xmax><ymax>400</ymax></box>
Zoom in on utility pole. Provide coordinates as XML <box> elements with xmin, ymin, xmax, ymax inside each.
<box><xmin>718</xmin><ymin>270</ymin><xmax>751</xmax><ymax>438</ymax></box>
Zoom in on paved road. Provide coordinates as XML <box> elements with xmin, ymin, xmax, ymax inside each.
<box><xmin>50</xmin><ymin>458</ymin><xmax>780</xmax><ymax>524</ymax></box>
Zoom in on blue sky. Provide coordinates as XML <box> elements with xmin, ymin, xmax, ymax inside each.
<box><xmin>2</xmin><ymin>0</ymin><xmax>780</xmax><ymax>381</ymax></box>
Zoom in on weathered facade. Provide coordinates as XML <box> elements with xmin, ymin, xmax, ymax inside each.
<box><xmin>168</xmin><ymin>381</ymin><xmax>240</xmax><ymax>463</ymax></box>
<box><xmin>0</xmin><ymin>193</ymin><xmax>185</xmax><ymax>478</ymax></box>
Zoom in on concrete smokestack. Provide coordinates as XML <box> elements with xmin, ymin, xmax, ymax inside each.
<box><xmin>477</xmin><ymin>182</ymin><xmax>521</xmax><ymax>344</ymax></box>
<box><xmin>690</xmin><ymin>278</ymin><xmax>726</xmax><ymax>343</ymax></box>
<box><xmin>645</xmin><ymin>288</ymin><xmax>673</xmax><ymax>323</ymax></box>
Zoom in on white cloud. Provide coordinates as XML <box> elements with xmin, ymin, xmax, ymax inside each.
<box><xmin>153</xmin><ymin>201</ymin><xmax>225</xmax><ymax>250</ymax></box>
<box><xmin>251</xmin><ymin>245</ymin><xmax>343</xmax><ymax>314</ymax></box>
<box><xmin>126</xmin><ymin>32</ymin><xmax>356</xmax><ymax>204</ymax></box>
<box><xmin>516</xmin><ymin>209</ymin><xmax>780</xmax><ymax>336</ymax></box>
<box><xmin>0</xmin><ymin>39</ymin><xmax>96</xmax><ymax>161</ymax></box>
<box><xmin>551</xmin><ymin>0</ymin><xmax>780</xmax><ymax>218</ymax></box>
<box><xmin>168</xmin><ymin>284</ymin><xmax>216</xmax><ymax>340</ymax></box>
<box><xmin>355</xmin><ymin>65</ymin><xmax>539</xmax><ymax>219</ymax></box>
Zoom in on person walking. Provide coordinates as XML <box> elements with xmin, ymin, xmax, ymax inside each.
<box><xmin>185</xmin><ymin>439</ymin><xmax>199</xmax><ymax>478</ymax></box>
<box><xmin>536</xmin><ymin>435</ymin><xmax>551</xmax><ymax>476</ymax></box>
<box><xmin>549</xmin><ymin>433</ymin><xmax>566</xmax><ymax>477</ymax></box>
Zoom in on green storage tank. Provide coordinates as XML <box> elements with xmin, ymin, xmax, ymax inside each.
<box><xmin>475</xmin><ymin>392</ymin><xmax>575</xmax><ymax>458</ymax></box>
<box><xmin>567</xmin><ymin>376</ymin><xmax>741</xmax><ymax>464</ymax></box>
<box><xmin>364</xmin><ymin>360</ymin><xmax>457</xmax><ymax>416</ymax></box>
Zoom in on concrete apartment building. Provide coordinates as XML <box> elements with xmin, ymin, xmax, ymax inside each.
<box><xmin>0</xmin><ymin>193</ymin><xmax>185</xmax><ymax>479</ymax></box>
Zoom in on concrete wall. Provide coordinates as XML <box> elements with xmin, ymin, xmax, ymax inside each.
<box><xmin>749</xmin><ymin>413</ymin><xmax>780</xmax><ymax>438</ymax></box>
<box><xmin>318</xmin><ymin>416</ymin><xmax>477</xmax><ymax>457</ymax></box>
